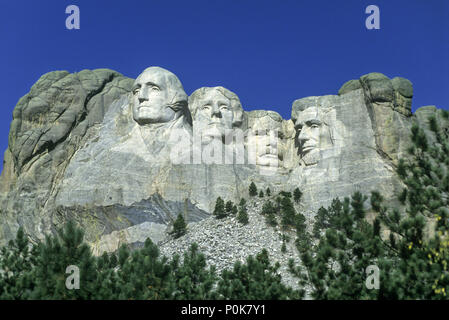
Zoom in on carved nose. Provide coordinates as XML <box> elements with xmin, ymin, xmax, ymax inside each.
<box><xmin>138</xmin><ymin>87</ymin><xmax>149</xmax><ymax>103</ymax></box>
<box><xmin>298</xmin><ymin>129</ymin><xmax>309</xmax><ymax>141</ymax></box>
<box><xmin>266</xmin><ymin>135</ymin><xmax>277</xmax><ymax>147</ymax></box>
<box><xmin>211</xmin><ymin>105</ymin><xmax>222</xmax><ymax>118</ymax></box>
<box><xmin>138</xmin><ymin>97</ymin><xmax>148</xmax><ymax>104</ymax></box>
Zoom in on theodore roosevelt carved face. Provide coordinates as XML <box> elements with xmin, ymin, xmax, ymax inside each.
<box><xmin>246</xmin><ymin>111</ymin><xmax>284</xmax><ymax>168</ymax></box>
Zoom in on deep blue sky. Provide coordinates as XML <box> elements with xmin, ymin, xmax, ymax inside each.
<box><xmin>0</xmin><ymin>0</ymin><xmax>448</xmax><ymax>168</ymax></box>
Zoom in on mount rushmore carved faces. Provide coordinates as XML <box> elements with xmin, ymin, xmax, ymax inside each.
<box><xmin>247</xmin><ymin>110</ymin><xmax>284</xmax><ymax>168</ymax></box>
<box><xmin>189</xmin><ymin>87</ymin><xmax>245</xmax><ymax>144</ymax></box>
<box><xmin>131</xmin><ymin>67</ymin><xmax>190</xmax><ymax>126</ymax></box>
<box><xmin>292</xmin><ymin>98</ymin><xmax>335</xmax><ymax>166</ymax></box>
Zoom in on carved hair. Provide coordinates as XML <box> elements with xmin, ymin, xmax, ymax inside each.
<box><xmin>189</xmin><ymin>86</ymin><xmax>246</xmax><ymax>129</ymax></box>
<box><xmin>291</xmin><ymin>97</ymin><xmax>336</xmax><ymax>146</ymax></box>
<box><xmin>131</xmin><ymin>67</ymin><xmax>192</xmax><ymax>126</ymax></box>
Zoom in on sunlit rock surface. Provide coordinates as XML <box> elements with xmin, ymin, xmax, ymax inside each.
<box><xmin>1</xmin><ymin>67</ymin><xmax>445</xmax><ymax>257</ymax></box>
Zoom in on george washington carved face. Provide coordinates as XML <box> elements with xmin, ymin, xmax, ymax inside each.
<box><xmin>131</xmin><ymin>67</ymin><xmax>188</xmax><ymax>126</ymax></box>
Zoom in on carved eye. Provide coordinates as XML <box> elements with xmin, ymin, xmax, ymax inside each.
<box><xmin>151</xmin><ymin>86</ymin><xmax>160</xmax><ymax>91</ymax></box>
<box><xmin>220</xmin><ymin>105</ymin><xmax>230</xmax><ymax>111</ymax></box>
<box><xmin>202</xmin><ymin>105</ymin><xmax>211</xmax><ymax>110</ymax></box>
<box><xmin>311</xmin><ymin>124</ymin><xmax>319</xmax><ymax>129</ymax></box>
<box><xmin>133</xmin><ymin>88</ymin><xmax>140</xmax><ymax>95</ymax></box>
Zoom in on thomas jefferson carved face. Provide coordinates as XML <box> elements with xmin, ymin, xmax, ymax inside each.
<box><xmin>189</xmin><ymin>87</ymin><xmax>244</xmax><ymax>143</ymax></box>
<box><xmin>132</xmin><ymin>67</ymin><xmax>188</xmax><ymax>125</ymax></box>
<box><xmin>196</xmin><ymin>89</ymin><xmax>233</xmax><ymax>140</ymax></box>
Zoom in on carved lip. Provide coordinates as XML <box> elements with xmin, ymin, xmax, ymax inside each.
<box><xmin>260</xmin><ymin>154</ymin><xmax>278</xmax><ymax>159</ymax></box>
<box><xmin>301</xmin><ymin>145</ymin><xmax>316</xmax><ymax>152</ymax></box>
<box><xmin>208</xmin><ymin>121</ymin><xmax>223</xmax><ymax>126</ymax></box>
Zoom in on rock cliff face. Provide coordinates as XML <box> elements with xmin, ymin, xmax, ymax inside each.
<box><xmin>0</xmin><ymin>66</ymin><xmax>440</xmax><ymax>256</ymax></box>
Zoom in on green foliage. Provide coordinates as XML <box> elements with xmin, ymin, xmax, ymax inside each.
<box><xmin>266</xmin><ymin>213</ymin><xmax>278</xmax><ymax>227</ymax></box>
<box><xmin>266</xmin><ymin>188</ymin><xmax>271</xmax><ymax>196</ymax></box>
<box><xmin>279</xmin><ymin>191</ymin><xmax>292</xmax><ymax>198</ymax></box>
<box><xmin>170</xmin><ymin>244</ymin><xmax>218</xmax><ymax>299</ymax></box>
<box><xmin>213</xmin><ymin>197</ymin><xmax>226</xmax><ymax>219</ymax></box>
<box><xmin>237</xmin><ymin>200</ymin><xmax>249</xmax><ymax>225</ymax></box>
<box><xmin>261</xmin><ymin>200</ymin><xmax>276</xmax><ymax>215</ymax></box>
<box><xmin>217</xmin><ymin>249</ymin><xmax>303</xmax><ymax>299</ymax></box>
<box><xmin>225</xmin><ymin>200</ymin><xmax>234</xmax><ymax>215</ymax></box>
<box><xmin>116</xmin><ymin>239</ymin><xmax>174</xmax><ymax>299</ymax></box>
<box><xmin>171</xmin><ymin>214</ymin><xmax>187</xmax><ymax>239</ymax></box>
<box><xmin>281</xmin><ymin>242</ymin><xmax>287</xmax><ymax>253</ymax></box>
<box><xmin>249</xmin><ymin>182</ymin><xmax>258</xmax><ymax>197</ymax></box>
<box><xmin>261</xmin><ymin>200</ymin><xmax>277</xmax><ymax>226</ymax></box>
<box><xmin>259</xmin><ymin>190</ymin><xmax>264</xmax><ymax>198</ymax></box>
<box><xmin>3</xmin><ymin>114</ymin><xmax>448</xmax><ymax>300</ymax></box>
<box><xmin>31</xmin><ymin>221</ymin><xmax>98</xmax><ymax>299</ymax></box>
<box><xmin>293</xmin><ymin>188</ymin><xmax>302</xmax><ymax>204</ymax></box>
<box><xmin>0</xmin><ymin>228</ymin><xmax>37</xmax><ymax>299</ymax></box>
<box><xmin>291</xmin><ymin>114</ymin><xmax>449</xmax><ymax>299</ymax></box>
<box><xmin>281</xmin><ymin>196</ymin><xmax>296</xmax><ymax>229</ymax></box>
<box><xmin>0</xmin><ymin>223</ymin><xmax>299</xmax><ymax>300</ymax></box>
<box><xmin>442</xmin><ymin>109</ymin><xmax>449</xmax><ymax>120</ymax></box>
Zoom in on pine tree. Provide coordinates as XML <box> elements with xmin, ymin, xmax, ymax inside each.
<box><xmin>249</xmin><ymin>182</ymin><xmax>258</xmax><ymax>197</ymax></box>
<box><xmin>213</xmin><ymin>197</ymin><xmax>226</xmax><ymax>219</ymax></box>
<box><xmin>116</xmin><ymin>238</ymin><xmax>174</xmax><ymax>299</ymax></box>
<box><xmin>171</xmin><ymin>214</ymin><xmax>187</xmax><ymax>239</ymax></box>
<box><xmin>225</xmin><ymin>200</ymin><xmax>234</xmax><ymax>215</ymax></box>
<box><xmin>31</xmin><ymin>221</ymin><xmax>98</xmax><ymax>299</ymax></box>
<box><xmin>237</xmin><ymin>201</ymin><xmax>249</xmax><ymax>225</ymax></box>
<box><xmin>266</xmin><ymin>188</ymin><xmax>271</xmax><ymax>197</ymax></box>
<box><xmin>0</xmin><ymin>227</ymin><xmax>37</xmax><ymax>299</ymax></box>
<box><xmin>259</xmin><ymin>190</ymin><xmax>264</xmax><ymax>198</ymax></box>
<box><xmin>171</xmin><ymin>243</ymin><xmax>218</xmax><ymax>299</ymax></box>
<box><xmin>217</xmin><ymin>249</ymin><xmax>303</xmax><ymax>299</ymax></box>
<box><xmin>281</xmin><ymin>196</ymin><xmax>296</xmax><ymax>229</ymax></box>
<box><xmin>290</xmin><ymin>112</ymin><xmax>449</xmax><ymax>299</ymax></box>
<box><xmin>261</xmin><ymin>200</ymin><xmax>277</xmax><ymax>227</ymax></box>
<box><xmin>279</xmin><ymin>191</ymin><xmax>292</xmax><ymax>198</ymax></box>
<box><xmin>275</xmin><ymin>196</ymin><xmax>282</xmax><ymax>213</ymax></box>
<box><xmin>281</xmin><ymin>241</ymin><xmax>287</xmax><ymax>253</ymax></box>
<box><xmin>261</xmin><ymin>200</ymin><xmax>275</xmax><ymax>215</ymax></box>
<box><xmin>293</xmin><ymin>188</ymin><xmax>302</xmax><ymax>204</ymax></box>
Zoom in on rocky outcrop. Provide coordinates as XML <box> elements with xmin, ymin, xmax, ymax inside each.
<box><xmin>0</xmin><ymin>67</ymin><xmax>443</xmax><ymax>259</ymax></box>
<box><xmin>339</xmin><ymin>73</ymin><xmax>413</xmax><ymax>164</ymax></box>
<box><xmin>0</xmin><ymin>69</ymin><xmax>134</xmax><ymax>243</ymax></box>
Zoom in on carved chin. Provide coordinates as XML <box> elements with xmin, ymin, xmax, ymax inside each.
<box><xmin>202</xmin><ymin>127</ymin><xmax>224</xmax><ymax>140</ymax></box>
<box><xmin>301</xmin><ymin>149</ymin><xmax>320</xmax><ymax>166</ymax></box>
<box><xmin>257</xmin><ymin>154</ymin><xmax>280</xmax><ymax>167</ymax></box>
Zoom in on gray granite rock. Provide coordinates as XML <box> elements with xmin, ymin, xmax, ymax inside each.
<box><xmin>0</xmin><ymin>67</ymin><xmax>442</xmax><ymax>263</ymax></box>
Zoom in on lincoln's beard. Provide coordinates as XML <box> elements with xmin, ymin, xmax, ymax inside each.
<box><xmin>301</xmin><ymin>148</ymin><xmax>320</xmax><ymax>166</ymax></box>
